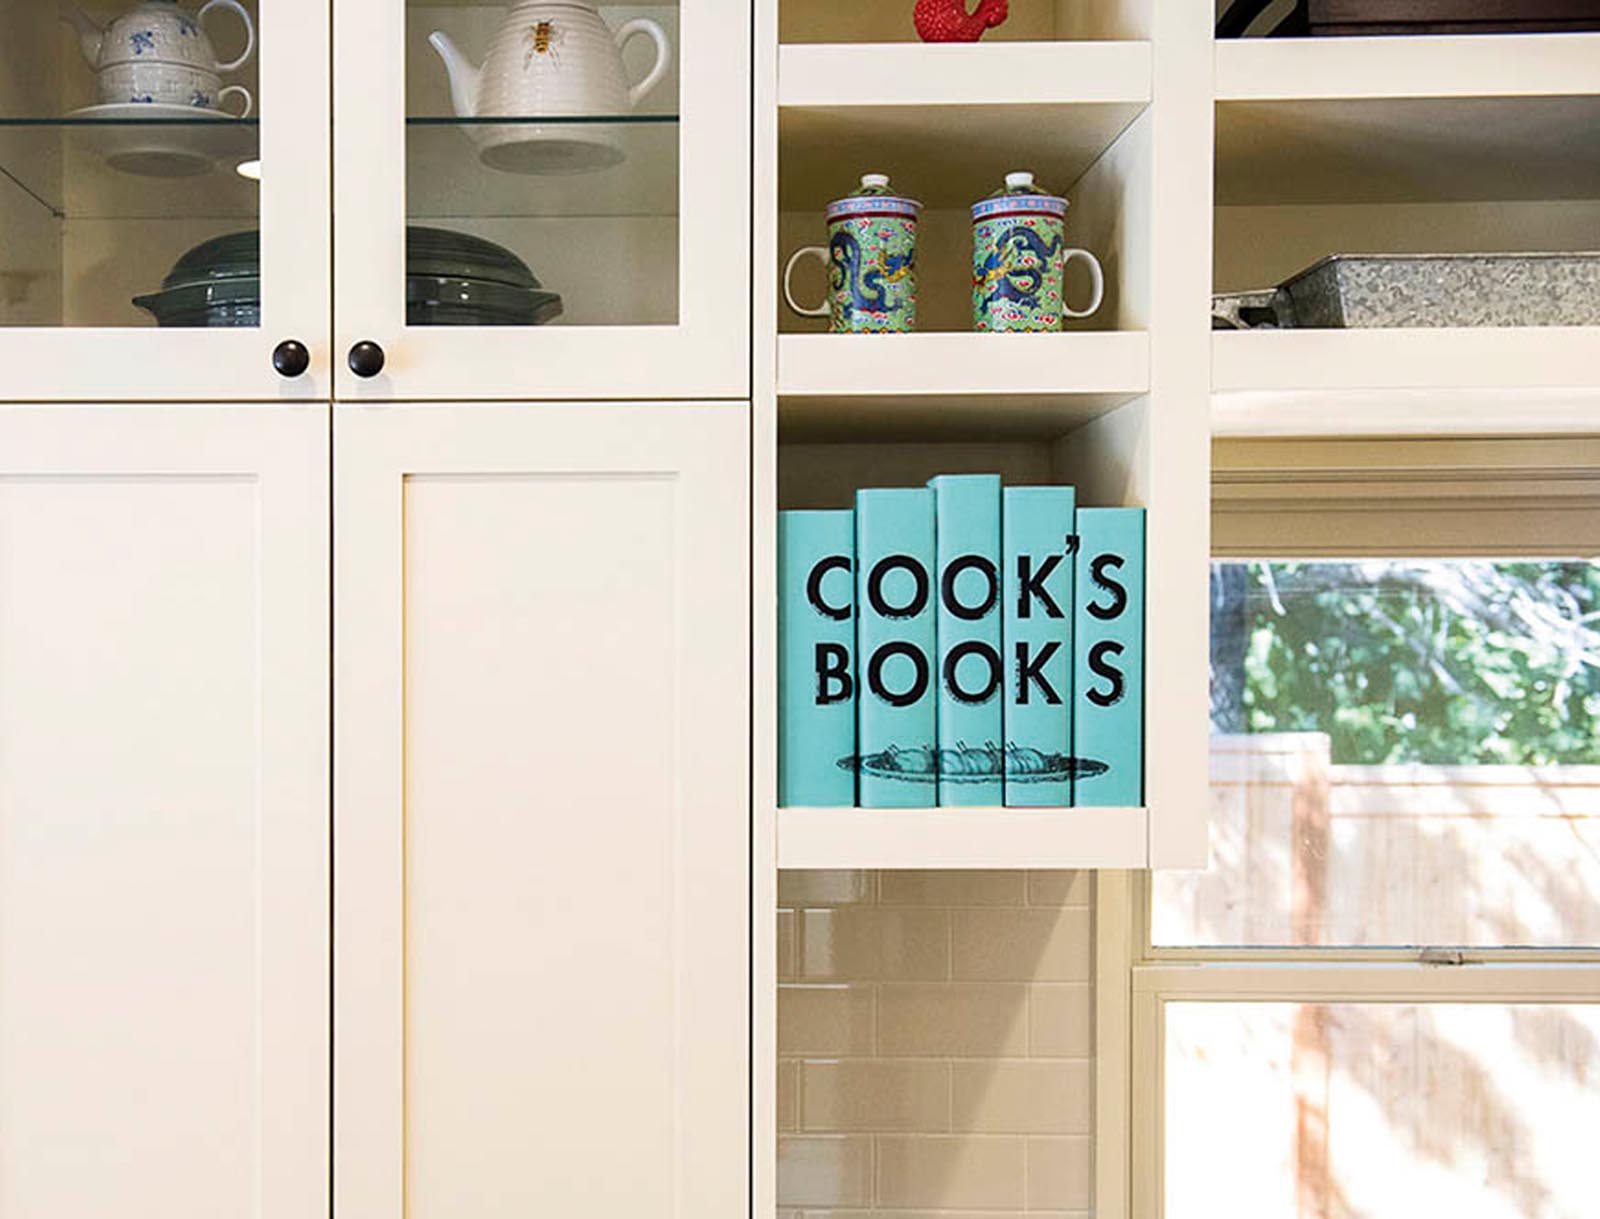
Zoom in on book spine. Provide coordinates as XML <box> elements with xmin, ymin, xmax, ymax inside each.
<box><xmin>930</xmin><ymin>474</ymin><xmax>1003</xmax><ymax>806</ymax></box>
<box><xmin>855</xmin><ymin>487</ymin><xmax>937</xmax><ymax>808</ymax></box>
<box><xmin>778</xmin><ymin>510</ymin><xmax>857</xmax><ymax>807</ymax></box>
<box><xmin>1001</xmin><ymin>486</ymin><xmax>1076</xmax><ymax>807</ymax></box>
<box><xmin>1073</xmin><ymin>508</ymin><xmax>1145</xmax><ymax>807</ymax></box>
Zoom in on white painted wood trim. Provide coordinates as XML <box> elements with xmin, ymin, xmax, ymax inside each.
<box><xmin>1095</xmin><ymin>870</ymin><xmax>1134</xmax><ymax>1219</ymax></box>
<box><xmin>1213</xmin><ymin>328</ymin><xmax>1600</xmax><ymax>394</ymax></box>
<box><xmin>1133</xmin><ymin>962</ymin><xmax>1600</xmax><ymax>1000</ymax></box>
<box><xmin>775</xmin><ymin>807</ymin><xmax>1148</xmax><ymax>869</ymax></box>
<box><xmin>778</xmin><ymin>331</ymin><xmax>1150</xmax><ymax>398</ymax></box>
<box><xmin>1216</xmin><ymin>32</ymin><xmax>1600</xmax><ymax>101</ymax></box>
<box><xmin>1212</xmin><ymin>387</ymin><xmax>1600</xmax><ymax>438</ymax></box>
<box><xmin>779</xmin><ymin>40</ymin><xmax>1152</xmax><ymax>108</ymax></box>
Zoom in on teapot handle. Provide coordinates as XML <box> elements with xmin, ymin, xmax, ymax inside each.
<box><xmin>614</xmin><ymin>18</ymin><xmax>671</xmax><ymax>109</ymax></box>
<box><xmin>199</xmin><ymin>0</ymin><xmax>256</xmax><ymax>74</ymax></box>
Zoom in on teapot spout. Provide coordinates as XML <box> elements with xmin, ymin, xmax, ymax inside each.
<box><xmin>427</xmin><ymin>31</ymin><xmax>482</xmax><ymax>118</ymax></box>
<box><xmin>63</xmin><ymin>8</ymin><xmax>105</xmax><ymax>68</ymax></box>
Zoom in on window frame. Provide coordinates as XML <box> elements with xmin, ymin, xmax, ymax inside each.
<box><xmin>1107</xmin><ymin>437</ymin><xmax>1600</xmax><ymax>1219</ymax></box>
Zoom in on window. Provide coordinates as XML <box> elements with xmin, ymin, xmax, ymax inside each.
<box><xmin>1129</xmin><ymin>439</ymin><xmax>1600</xmax><ymax>1219</ymax></box>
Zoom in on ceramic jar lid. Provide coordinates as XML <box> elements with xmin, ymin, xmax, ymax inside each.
<box><xmin>824</xmin><ymin>173</ymin><xmax>922</xmax><ymax>222</ymax></box>
<box><xmin>971</xmin><ymin>170</ymin><xmax>1068</xmax><ymax>221</ymax></box>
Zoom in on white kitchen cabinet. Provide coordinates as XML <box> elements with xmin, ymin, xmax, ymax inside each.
<box><xmin>334</xmin><ymin>402</ymin><xmax>750</xmax><ymax>1219</ymax></box>
<box><xmin>0</xmin><ymin>0</ymin><xmax>332</xmax><ymax>399</ymax></box>
<box><xmin>332</xmin><ymin>0</ymin><xmax>752</xmax><ymax>400</ymax></box>
<box><xmin>0</xmin><ymin>405</ymin><xmax>329</xmax><ymax>1217</ymax></box>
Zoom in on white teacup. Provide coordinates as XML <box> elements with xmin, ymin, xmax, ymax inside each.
<box><xmin>98</xmin><ymin>61</ymin><xmax>251</xmax><ymax>115</ymax></box>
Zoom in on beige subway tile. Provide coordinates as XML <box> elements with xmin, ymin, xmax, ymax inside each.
<box><xmin>777</xmin><ymin>1135</ymin><xmax>873</xmax><ymax>1207</ymax></box>
<box><xmin>801</xmin><ymin>1059</ymin><xmax>950</xmax><ymax>1133</ymax></box>
<box><xmin>779</xmin><ymin>984</ymin><xmax>876</xmax><ymax>1055</ymax></box>
<box><xmin>779</xmin><ymin>870</ymin><xmax>876</xmax><ymax>906</ymax></box>
<box><xmin>1029</xmin><ymin>984</ymin><xmax>1093</xmax><ymax>1058</ymax></box>
<box><xmin>951</xmin><ymin>1060</ymin><xmax>1092</xmax><ymax>1134</ymax></box>
<box><xmin>951</xmin><ymin>908</ymin><xmax>1092</xmax><ymax>981</ymax></box>
<box><xmin>878</xmin><ymin>983</ymin><xmax>1028</xmax><ymax>1057</ymax></box>
<box><xmin>800</xmin><ymin>907</ymin><xmax>949</xmax><ymax>980</ymax></box>
<box><xmin>1027</xmin><ymin>1136</ymin><xmax>1093</xmax><ymax>1210</ymax></box>
<box><xmin>778</xmin><ymin>1059</ymin><xmax>800</xmax><ymax>1131</ymax></box>
<box><xmin>778</xmin><ymin>909</ymin><xmax>798</xmax><ymax>981</ymax></box>
<box><xmin>808</xmin><ymin>1213</ymin><xmax>1077</xmax><ymax>1219</ymax></box>
<box><xmin>1027</xmin><ymin>869</ymin><xmax>1092</xmax><ymax>907</ymax></box>
<box><xmin>876</xmin><ymin>1135</ymin><xmax>1027</xmax><ymax>1209</ymax></box>
<box><xmin>879</xmin><ymin>870</ymin><xmax>1026</xmax><ymax>907</ymax></box>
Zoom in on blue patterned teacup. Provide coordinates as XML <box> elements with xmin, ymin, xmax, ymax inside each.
<box><xmin>784</xmin><ymin>173</ymin><xmax>920</xmax><ymax>334</ymax></box>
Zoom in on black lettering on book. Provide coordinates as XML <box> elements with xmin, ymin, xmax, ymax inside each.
<box><xmin>1087</xmin><ymin>553</ymin><xmax>1128</xmax><ymax>621</ymax></box>
<box><xmin>943</xmin><ymin>641</ymin><xmax>1001</xmax><ymax>705</ymax></box>
<box><xmin>868</xmin><ymin>642</ymin><xmax>930</xmax><ymax>708</ymax></box>
<box><xmin>1086</xmin><ymin>640</ymin><xmax>1126</xmax><ymax>707</ymax></box>
<box><xmin>868</xmin><ymin>555</ymin><xmax>930</xmax><ymax>619</ymax></box>
<box><xmin>814</xmin><ymin>642</ymin><xmax>854</xmax><ymax>705</ymax></box>
<box><xmin>1016</xmin><ymin>554</ymin><xmax>1063</xmax><ymax>619</ymax></box>
<box><xmin>1014</xmin><ymin>640</ymin><xmax>1062</xmax><ymax>705</ymax></box>
<box><xmin>806</xmin><ymin>555</ymin><xmax>852</xmax><ymax>622</ymax></box>
<box><xmin>941</xmin><ymin>555</ymin><xmax>999</xmax><ymax>622</ymax></box>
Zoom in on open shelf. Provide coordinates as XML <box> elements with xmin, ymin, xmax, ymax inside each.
<box><xmin>405</xmin><ymin>115</ymin><xmax>679</xmax><ymax>218</ymax></box>
<box><xmin>1216</xmin><ymin>93</ymin><xmax>1600</xmax><ymax>205</ymax></box>
<box><xmin>776</xmin><ymin>806</ymin><xmax>1148</xmax><ymax>869</ymax></box>
<box><xmin>778</xmin><ymin>44</ymin><xmax>1147</xmax><ymax>211</ymax></box>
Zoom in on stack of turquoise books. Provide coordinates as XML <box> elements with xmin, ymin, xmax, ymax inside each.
<box><xmin>779</xmin><ymin>475</ymin><xmax>1145</xmax><ymax>810</ymax></box>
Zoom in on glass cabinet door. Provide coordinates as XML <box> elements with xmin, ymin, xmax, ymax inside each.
<box><xmin>333</xmin><ymin>0</ymin><xmax>750</xmax><ymax>399</ymax></box>
<box><xmin>0</xmin><ymin>0</ymin><xmax>331</xmax><ymax>400</ymax></box>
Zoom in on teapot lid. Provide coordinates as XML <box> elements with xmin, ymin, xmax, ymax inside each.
<box><xmin>825</xmin><ymin>173</ymin><xmax>921</xmax><ymax>222</ymax></box>
<box><xmin>972</xmin><ymin>170</ymin><xmax>1068</xmax><ymax>220</ymax></box>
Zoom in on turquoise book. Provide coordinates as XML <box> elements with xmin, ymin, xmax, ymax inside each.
<box><xmin>1073</xmin><ymin>507</ymin><xmax>1145</xmax><ymax>807</ymax></box>
<box><xmin>929</xmin><ymin>474</ymin><xmax>1003</xmax><ymax>806</ymax></box>
<box><xmin>1001</xmin><ymin>486</ymin><xmax>1076</xmax><ymax>807</ymax></box>
<box><xmin>855</xmin><ymin>487</ymin><xmax>937</xmax><ymax>807</ymax></box>
<box><xmin>778</xmin><ymin>510</ymin><xmax>856</xmax><ymax>807</ymax></box>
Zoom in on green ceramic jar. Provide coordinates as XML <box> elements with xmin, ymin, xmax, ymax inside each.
<box><xmin>784</xmin><ymin>173</ymin><xmax>921</xmax><ymax>333</ymax></box>
<box><xmin>972</xmin><ymin>171</ymin><xmax>1105</xmax><ymax>332</ymax></box>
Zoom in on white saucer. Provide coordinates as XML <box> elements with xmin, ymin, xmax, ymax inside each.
<box><xmin>69</xmin><ymin>103</ymin><xmax>255</xmax><ymax>178</ymax></box>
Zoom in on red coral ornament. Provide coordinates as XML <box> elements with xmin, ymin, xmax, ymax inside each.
<box><xmin>914</xmin><ymin>0</ymin><xmax>1009</xmax><ymax>42</ymax></box>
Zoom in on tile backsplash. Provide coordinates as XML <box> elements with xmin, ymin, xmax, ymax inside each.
<box><xmin>777</xmin><ymin>870</ymin><xmax>1094</xmax><ymax>1219</ymax></box>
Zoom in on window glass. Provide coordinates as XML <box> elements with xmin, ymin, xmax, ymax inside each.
<box><xmin>1166</xmin><ymin>1002</ymin><xmax>1600</xmax><ymax>1219</ymax></box>
<box><xmin>1155</xmin><ymin>560</ymin><xmax>1600</xmax><ymax>948</ymax></box>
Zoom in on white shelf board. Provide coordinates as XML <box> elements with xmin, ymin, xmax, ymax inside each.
<box><xmin>776</xmin><ymin>806</ymin><xmax>1148</xmax><ymax>870</ymax></box>
<box><xmin>1215</xmin><ymin>93</ymin><xmax>1600</xmax><ymax>204</ymax></box>
<box><xmin>1213</xmin><ymin>327</ymin><xmax>1600</xmax><ymax>396</ymax></box>
<box><xmin>778</xmin><ymin>42</ymin><xmax>1149</xmax><ymax>209</ymax></box>
<box><xmin>1216</xmin><ymin>32</ymin><xmax>1600</xmax><ymax>102</ymax></box>
<box><xmin>1213</xmin><ymin>386</ymin><xmax>1600</xmax><ymax>438</ymax></box>
<box><xmin>779</xmin><ymin>331</ymin><xmax>1149</xmax><ymax>407</ymax></box>
<box><xmin>780</xmin><ymin>40</ymin><xmax>1151</xmax><ymax>109</ymax></box>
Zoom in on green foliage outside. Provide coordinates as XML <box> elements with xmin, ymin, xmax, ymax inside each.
<box><xmin>1211</xmin><ymin>560</ymin><xmax>1600</xmax><ymax>766</ymax></box>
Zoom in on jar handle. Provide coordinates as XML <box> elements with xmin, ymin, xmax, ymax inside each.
<box><xmin>615</xmin><ymin>18</ymin><xmax>671</xmax><ymax>109</ymax></box>
<box><xmin>198</xmin><ymin>0</ymin><xmax>256</xmax><ymax>73</ymax></box>
<box><xmin>783</xmin><ymin>247</ymin><xmax>832</xmax><ymax>318</ymax></box>
<box><xmin>1061</xmin><ymin>248</ymin><xmax>1105</xmax><ymax>319</ymax></box>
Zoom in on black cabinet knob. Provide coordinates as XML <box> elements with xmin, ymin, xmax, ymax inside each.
<box><xmin>348</xmin><ymin>341</ymin><xmax>386</xmax><ymax>379</ymax></box>
<box><xmin>272</xmin><ymin>339</ymin><xmax>310</xmax><ymax>378</ymax></box>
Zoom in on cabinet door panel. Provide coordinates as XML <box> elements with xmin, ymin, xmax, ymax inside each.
<box><xmin>332</xmin><ymin>0</ymin><xmax>750</xmax><ymax>400</ymax></box>
<box><xmin>0</xmin><ymin>405</ymin><xmax>329</xmax><ymax>1217</ymax></box>
<box><xmin>336</xmin><ymin>402</ymin><xmax>749</xmax><ymax>1219</ymax></box>
<box><xmin>0</xmin><ymin>0</ymin><xmax>333</xmax><ymax>400</ymax></box>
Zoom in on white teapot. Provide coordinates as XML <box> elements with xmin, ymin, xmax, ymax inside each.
<box><xmin>67</xmin><ymin>0</ymin><xmax>255</xmax><ymax>112</ymax></box>
<box><xmin>429</xmin><ymin>0</ymin><xmax>671</xmax><ymax>174</ymax></box>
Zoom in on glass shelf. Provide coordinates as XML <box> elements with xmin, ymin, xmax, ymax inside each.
<box><xmin>0</xmin><ymin>117</ymin><xmax>258</xmax><ymax>220</ymax></box>
<box><xmin>406</xmin><ymin>114</ymin><xmax>679</xmax><ymax>219</ymax></box>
